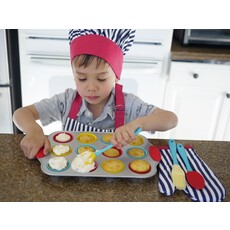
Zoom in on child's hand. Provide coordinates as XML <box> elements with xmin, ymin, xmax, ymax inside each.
<box><xmin>20</xmin><ymin>133</ymin><xmax>51</xmax><ymax>159</ymax></box>
<box><xmin>110</xmin><ymin>124</ymin><xmax>140</xmax><ymax>149</ymax></box>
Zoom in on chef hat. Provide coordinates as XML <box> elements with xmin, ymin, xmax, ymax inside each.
<box><xmin>69</xmin><ymin>29</ymin><xmax>135</xmax><ymax>79</ymax></box>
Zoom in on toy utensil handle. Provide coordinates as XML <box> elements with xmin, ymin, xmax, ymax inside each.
<box><xmin>95</xmin><ymin>143</ymin><xmax>114</xmax><ymax>156</ymax></box>
<box><xmin>177</xmin><ymin>143</ymin><xmax>192</xmax><ymax>171</ymax></box>
<box><xmin>168</xmin><ymin>139</ymin><xmax>178</xmax><ymax>165</ymax></box>
<box><xmin>134</xmin><ymin>127</ymin><xmax>142</xmax><ymax>135</ymax></box>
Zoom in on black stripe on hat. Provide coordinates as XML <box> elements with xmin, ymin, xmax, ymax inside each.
<box><xmin>69</xmin><ymin>29</ymin><xmax>135</xmax><ymax>55</ymax></box>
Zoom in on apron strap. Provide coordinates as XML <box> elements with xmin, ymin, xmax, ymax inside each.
<box><xmin>68</xmin><ymin>92</ymin><xmax>82</xmax><ymax>119</ymax></box>
<box><xmin>68</xmin><ymin>84</ymin><xmax>125</xmax><ymax>128</ymax></box>
<box><xmin>115</xmin><ymin>83</ymin><xmax>125</xmax><ymax>128</ymax></box>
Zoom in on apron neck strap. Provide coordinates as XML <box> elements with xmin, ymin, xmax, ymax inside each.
<box><xmin>68</xmin><ymin>92</ymin><xmax>82</xmax><ymax>120</ymax></box>
<box><xmin>115</xmin><ymin>83</ymin><xmax>125</xmax><ymax>128</ymax></box>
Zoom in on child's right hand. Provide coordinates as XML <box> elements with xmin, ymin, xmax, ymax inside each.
<box><xmin>20</xmin><ymin>133</ymin><xmax>51</xmax><ymax>159</ymax></box>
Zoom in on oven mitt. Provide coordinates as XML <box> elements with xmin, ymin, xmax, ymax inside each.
<box><xmin>157</xmin><ymin>146</ymin><xmax>226</xmax><ymax>202</ymax></box>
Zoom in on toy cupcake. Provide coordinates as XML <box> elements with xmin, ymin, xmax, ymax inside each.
<box><xmin>76</xmin><ymin>132</ymin><xmax>97</xmax><ymax>144</ymax></box>
<box><xmin>53</xmin><ymin>132</ymin><xmax>73</xmax><ymax>143</ymax></box>
<box><xmin>71</xmin><ymin>151</ymin><xmax>97</xmax><ymax>173</ymax></box>
<box><xmin>47</xmin><ymin>157</ymin><xmax>69</xmax><ymax>171</ymax></box>
<box><xmin>128</xmin><ymin>135</ymin><xmax>144</xmax><ymax>146</ymax></box>
<box><xmin>103</xmin><ymin>147</ymin><xmax>122</xmax><ymax>158</ymax></box>
<box><xmin>101</xmin><ymin>133</ymin><xmax>113</xmax><ymax>144</ymax></box>
<box><xmin>127</xmin><ymin>147</ymin><xmax>147</xmax><ymax>159</ymax></box>
<box><xmin>102</xmin><ymin>159</ymin><xmax>125</xmax><ymax>173</ymax></box>
<box><xmin>129</xmin><ymin>159</ymin><xmax>151</xmax><ymax>174</ymax></box>
<box><xmin>77</xmin><ymin>144</ymin><xmax>96</xmax><ymax>154</ymax></box>
<box><xmin>51</xmin><ymin>144</ymin><xmax>72</xmax><ymax>157</ymax></box>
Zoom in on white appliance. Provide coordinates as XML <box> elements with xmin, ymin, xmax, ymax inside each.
<box><xmin>0</xmin><ymin>30</ymin><xmax>13</xmax><ymax>133</ymax></box>
<box><xmin>18</xmin><ymin>29</ymin><xmax>173</xmax><ymax>136</ymax></box>
<box><xmin>0</xmin><ymin>30</ymin><xmax>22</xmax><ymax>134</ymax></box>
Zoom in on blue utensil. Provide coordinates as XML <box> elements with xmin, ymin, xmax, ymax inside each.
<box><xmin>168</xmin><ymin>139</ymin><xmax>186</xmax><ymax>190</ymax></box>
<box><xmin>177</xmin><ymin>143</ymin><xmax>205</xmax><ymax>190</ymax></box>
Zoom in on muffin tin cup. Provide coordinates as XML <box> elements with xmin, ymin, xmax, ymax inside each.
<box><xmin>102</xmin><ymin>147</ymin><xmax>122</xmax><ymax>158</ymax></box>
<box><xmin>128</xmin><ymin>160</ymin><xmax>152</xmax><ymax>174</ymax></box>
<box><xmin>50</xmin><ymin>146</ymin><xmax>72</xmax><ymax>157</ymax></box>
<box><xmin>53</xmin><ymin>132</ymin><xmax>73</xmax><ymax>143</ymax></box>
<box><xmin>37</xmin><ymin>131</ymin><xmax>159</xmax><ymax>178</ymax></box>
<box><xmin>126</xmin><ymin>147</ymin><xmax>148</xmax><ymax>159</ymax></box>
<box><xmin>75</xmin><ymin>144</ymin><xmax>97</xmax><ymax>155</ymax></box>
<box><xmin>47</xmin><ymin>160</ymin><xmax>71</xmax><ymax>172</ymax></box>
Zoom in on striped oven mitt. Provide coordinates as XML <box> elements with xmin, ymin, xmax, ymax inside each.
<box><xmin>157</xmin><ymin>146</ymin><xmax>226</xmax><ymax>202</ymax></box>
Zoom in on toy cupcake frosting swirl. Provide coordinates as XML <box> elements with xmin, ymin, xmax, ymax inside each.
<box><xmin>55</xmin><ymin>133</ymin><xmax>71</xmax><ymax>142</ymax></box>
<box><xmin>52</xmin><ymin>144</ymin><xmax>70</xmax><ymax>156</ymax></box>
<box><xmin>48</xmin><ymin>157</ymin><xmax>68</xmax><ymax>171</ymax></box>
<box><xmin>71</xmin><ymin>151</ymin><xmax>96</xmax><ymax>173</ymax></box>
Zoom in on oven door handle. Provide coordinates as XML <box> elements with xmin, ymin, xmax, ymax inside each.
<box><xmin>28</xmin><ymin>54</ymin><xmax>162</xmax><ymax>65</ymax></box>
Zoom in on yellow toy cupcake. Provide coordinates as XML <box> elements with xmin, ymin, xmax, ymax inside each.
<box><xmin>101</xmin><ymin>133</ymin><xmax>113</xmax><ymax>143</ymax></box>
<box><xmin>129</xmin><ymin>160</ymin><xmax>151</xmax><ymax>174</ymax></box>
<box><xmin>77</xmin><ymin>145</ymin><xmax>96</xmax><ymax>154</ymax></box>
<box><xmin>128</xmin><ymin>135</ymin><xmax>144</xmax><ymax>146</ymax></box>
<box><xmin>102</xmin><ymin>159</ymin><xmax>125</xmax><ymax>173</ymax></box>
<box><xmin>103</xmin><ymin>148</ymin><xmax>122</xmax><ymax>158</ymax></box>
<box><xmin>76</xmin><ymin>132</ymin><xmax>97</xmax><ymax>144</ymax></box>
<box><xmin>127</xmin><ymin>147</ymin><xmax>146</xmax><ymax>158</ymax></box>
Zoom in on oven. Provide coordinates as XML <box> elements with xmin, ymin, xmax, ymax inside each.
<box><xmin>18</xmin><ymin>29</ymin><xmax>173</xmax><ymax>136</ymax></box>
<box><xmin>174</xmin><ymin>29</ymin><xmax>230</xmax><ymax>46</ymax></box>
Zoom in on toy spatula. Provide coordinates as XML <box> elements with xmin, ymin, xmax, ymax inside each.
<box><xmin>168</xmin><ymin>139</ymin><xmax>186</xmax><ymax>190</ymax></box>
<box><xmin>177</xmin><ymin>143</ymin><xmax>205</xmax><ymax>190</ymax></box>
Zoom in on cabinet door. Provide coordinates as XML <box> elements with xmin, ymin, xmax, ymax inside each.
<box><xmin>215</xmin><ymin>93</ymin><xmax>230</xmax><ymax>140</ymax></box>
<box><xmin>161</xmin><ymin>62</ymin><xmax>230</xmax><ymax>141</ymax></box>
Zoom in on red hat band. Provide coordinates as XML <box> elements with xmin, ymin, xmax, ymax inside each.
<box><xmin>70</xmin><ymin>34</ymin><xmax>123</xmax><ymax>80</ymax></box>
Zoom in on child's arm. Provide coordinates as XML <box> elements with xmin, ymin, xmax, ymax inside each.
<box><xmin>13</xmin><ymin>105</ymin><xmax>51</xmax><ymax>159</ymax></box>
<box><xmin>111</xmin><ymin>108</ymin><xmax>178</xmax><ymax>148</ymax></box>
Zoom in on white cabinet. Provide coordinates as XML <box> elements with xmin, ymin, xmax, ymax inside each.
<box><xmin>161</xmin><ymin>61</ymin><xmax>230</xmax><ymax>141</ymax></box>
<box><xmin>215</xmin><ymin>92</ymin><xmax>230</xmax><ymax>140</ymax></box>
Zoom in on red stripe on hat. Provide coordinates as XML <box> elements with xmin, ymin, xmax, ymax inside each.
<box><xmin>70</xmin><ymin>34</ymin><xmax>123</xmax><ymax>79</ymax></box>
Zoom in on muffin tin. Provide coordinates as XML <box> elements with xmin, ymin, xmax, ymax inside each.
<box><xmin>36</xmin><ymin>131</ymin><xmax>160</xmax><ymax>178</ymax></box>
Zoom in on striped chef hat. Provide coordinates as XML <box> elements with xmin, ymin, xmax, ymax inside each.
<box><xmin>69</xmin><ymin>29</ymin><xmax>136</xmax><ymax>79</ymax></box>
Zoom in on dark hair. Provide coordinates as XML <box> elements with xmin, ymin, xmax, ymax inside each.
<box><xmin>73</xmin><ymin>54</ymin><xmax>107</xmax><ymax>68</ymax></box>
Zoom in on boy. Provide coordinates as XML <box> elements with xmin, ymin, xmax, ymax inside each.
<box><xmin>13</xmin><ymin>29</ymin><xmax>178</xmax><ymax>159</ymax></box>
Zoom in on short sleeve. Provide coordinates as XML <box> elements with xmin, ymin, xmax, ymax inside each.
<box><xmin>124</xmin><ymin>93</ymin><xmax>158</xmax><ymax>122</ymax></box>
<box><xmin>34</xmin><ymin>88</ymin><xmax>76</xmax><ymax>126</ymax></box>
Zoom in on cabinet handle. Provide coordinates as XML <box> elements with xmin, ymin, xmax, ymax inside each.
<box><xmin>193</xmin><ymin>73</ymin><xmax>199</xmax><ymax>79</ymax></box>
<box><xmin>226</xmin><ymin>93</ymin><xmax>230</xmax><ymax>99</ymax></box>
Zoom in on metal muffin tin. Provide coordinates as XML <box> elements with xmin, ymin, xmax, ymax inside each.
<box><xmin>37</xmin><ymin>131</ymin><xmax>159</xmax><ymax>178</ymax></box>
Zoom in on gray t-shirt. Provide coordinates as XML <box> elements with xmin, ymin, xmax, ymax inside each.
<box><xmin>34</xmin><ymin>88</ymin><xmax>157</xmax><ymax>130</ymax></box>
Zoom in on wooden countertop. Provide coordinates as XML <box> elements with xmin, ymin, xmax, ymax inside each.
<box><xmin>171</xmin><ymin>39</ymin><xmax>230</xmax><ymax>62</ymax></box>
<box><xmin>0</xmin><ymin>134</ymin><xmax>229</xmax><ymax>202</ymax></box>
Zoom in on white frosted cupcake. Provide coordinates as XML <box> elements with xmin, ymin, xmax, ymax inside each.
<box><xmin>48</xmin><ymin>157</ymin><xmax>68</xmax><ymax>171</ymax></box>
<box><xmin>51</xmin><ymin>144</ymin><xmax>71</xmax><ymax>156</ymax></box>
<box><xmin>71</xmin><ymin>151</ymin><xmax>96</xmax><ymax>173</ymax></box>
<box><xmin>53</xmin><ymin>132</ymin><xmax>73</xmax><ymax>143</ymax></box>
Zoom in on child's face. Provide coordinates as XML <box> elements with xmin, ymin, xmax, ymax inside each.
<box><xmin>72</xmin><ymin>56</ymin><xmax>117</xmax><ymax>106</ymax></box>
